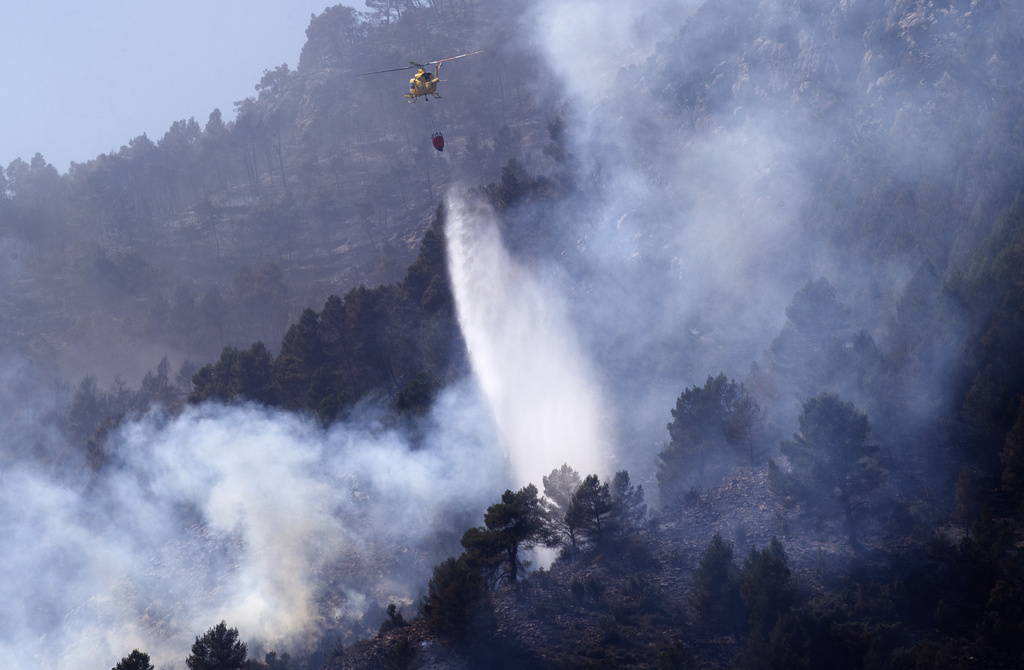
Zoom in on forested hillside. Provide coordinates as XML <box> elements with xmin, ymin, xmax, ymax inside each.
<box><xmin>0</xmin><ymin>0</ymin><xmax>554</xmax><ymax>466</ymax></box>
<box><xmin>0</xmin><ymin>0</ymin><xmax>535</xmax><ymax>394</ymax></box>
<box><xmin>3</xmin><ymin>0</ymin><xmax>1024</xmax><ymax>668</ymax></box>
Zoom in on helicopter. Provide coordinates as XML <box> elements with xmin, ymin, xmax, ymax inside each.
<box><xmin>357</xmin><ymin>50</ymin><xmax>483</xmax><ymax>102</ymax></box>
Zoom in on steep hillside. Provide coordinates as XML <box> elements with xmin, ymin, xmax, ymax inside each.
<box><xmin>0</xmin><ymin>0</ymin><xmax>547</xmax><ymax>388</ymax></box>
<box><xmin>4</xmin><ymin>1</ymin><xmax>1024</xmax><ymax>668</ymax></box>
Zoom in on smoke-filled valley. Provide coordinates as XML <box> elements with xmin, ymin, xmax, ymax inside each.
<box><xmin>2</xmin><ymin>0</ymin><xmax>1024</xmax><ymax>668</ymax></box>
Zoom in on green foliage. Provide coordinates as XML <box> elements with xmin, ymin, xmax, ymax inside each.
<box><xmin>734</xmin><ymin>611</ymin><xmax>811</xmax><ymax>670</ymax></box>
<box><xmin>484</xmin><ymin>158</ymin><xmax>534</xmax><ymax>210</ymax></box>
<box><xmin>65</xmin><ymin>376</ymin><xmax>108</xmax><ymax>446</ymax></box>
<box><xmin>658</xmin><ymin>373</ymin><xmax>747</xmax><ymax>503</ymax></box>
<box><xmin>543</xmin><ymin>467</ymin><xmax>647</xmax><ymax>559</ymax></box>
<box><xmin>795</xmin><ymin>596</ymin><xmax>904</xmax><ymax>670</ymax></box>
<box><xmin>779</xmin><ymin>392</ymin><xmax>885</xmax><ymax>543</ymax></box>
<box><xmin>726</xmin><ymin>391</ymin><xmax>766</xmax><ymax>465</ymax></box>
<box><xmin>458</xmin><ymin>525</ymin><xmax>506</xmax><ymax>586</ymax></box>
<box><xmin>423</xmin><ymin>556</ymin><xmax>494</xmax><ymax>641</ymax></box>
<box><xmin>64</xmin><ymin>356</ymin><xmax>195</xmax><ymax>460</ymax></box>
<box><xmin>955</xmin><ymin>193</ymin><xmax>1024</xmax><ymax>474</ymax></box>
<box><xmin>392</xmin><ymin>370</ymin><xmax>439</xmax><ymax>416</ymax></box>
<box><xmin>462</xmin><ymin>484</ymin><xmax>547</xmax><ymax>585</ymax></box>
<box><xmin>274</xmin><ymin>307</ymin><xmax>325</xmax><ymax>408</ymax></box>
<box><xmin>186</xmin><ymin>621</ymin><xmax>248</xmax><ymax>670</ymax></box>
<box><xmin>186</xmin><ymin>208</ymin><xmax>464</xmax><ymax>421</ymax></box>
<box><xmin>189</xmin><ymin>342</ymin><xmax>276</xmax><ymax>405</ymax></box>
<box><xmin>761</xmin><ymin>614</ymin><xmax>810</xmax><ymax>670</ymax></box>
<box><xmin>609</xmin><ymin>470</ymin><xmax>647</xmax><ymax>537</ymax></box>
<box><xmin>767</xmin><ymin>278</ymin><xmax>851</xmax><ymax>402</ymax></box>
<box><xmin>542</xmin><ymin>462</ymin><xmax>584</xmax><ymax>554</ymax></box>
<box><xmin>565</xmin><ymin>474</ymin><xmax>615</xmax><ymax>549</ymax></box>
<box><xmin>688</xmin><ymin>534</ymin><xmax>744</xmax><ymax>635</ymax></box>
<box><xmin>112</xmin><ymin>649</ymin><xmax>154</xmax><ymax>670</ymax></box>
<box><xmin>378</xmin><ymin>602</ymin><xmax>408</xmax><ymax>636</ymax></box>
<box><xmin>666</xmin><ymin>374</ymin><xmax>741</xmax><ymax>455</ymax></box>
<box><xmin>882</xmin><ymin>260</ymin><xmax>969</xmax><ymax>436</ymax></box>
<box><xmin>959</xmin><ymin>366</ymin><xmax>1016</xmax><ymax>471</ymax></box>
<box><xmin>755</xmin><ymin>279</ymin><xmax>898</xmax><ymax>455</ymax></box>
<box><xmin>739</xmin><ymin>538</ymin><xmax>797</xmax><ymax>641</ymax></box>
<box><xmin>543</xmin><ymin>462</ymin><xmax>582</xmax><ymax>515</ymax></box>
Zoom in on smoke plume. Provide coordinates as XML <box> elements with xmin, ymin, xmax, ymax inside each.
<box><xmin>1</xmin><ymin>0</ymin><xmax>1007</xmax><ymax>665</ymax></box>
<box><xmin>0</xmin><ymin>381</ymin><xmax>505</xmax><ymax>669</ymax></box>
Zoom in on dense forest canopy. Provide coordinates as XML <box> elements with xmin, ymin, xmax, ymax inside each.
<box><xmin>1</xmin><ymin>0</ymin><xmax>1024</xmax><ymax>668</ymax></box>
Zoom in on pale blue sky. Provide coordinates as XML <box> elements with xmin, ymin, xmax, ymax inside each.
<box><xmin>1</xmin><ymin>1</ymin><xmax>340</xmax><ymax>173</ymax></box>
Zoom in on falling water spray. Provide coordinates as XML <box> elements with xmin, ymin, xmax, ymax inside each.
<box><xmin>445</xmin><ymin>191</ymin><xmax>610</xmax><ymax>486</ymax></box>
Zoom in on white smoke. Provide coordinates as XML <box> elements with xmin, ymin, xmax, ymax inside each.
<box><xmin>1</xmin><ymin>0</ymin><xmax>985</xmax><ymax>666</ymax></box>
<box><xmin>0</xmin><ymin>380</ymin><xmax>506</xmax><ymax>669</ymax></box>
<box><xmin>479</xmin><ymin>0</ymin><xmax>850</xmax><ymax>489</ymax></box>
<box><xmin>445</xmin><ymin>191</ymin><xmax>611</xmax><ymax>486</ymax></box>
<box><xmin>527</xmin><ymin>0</ymin><xmax>701</xmax><ymax>108</ymax></box>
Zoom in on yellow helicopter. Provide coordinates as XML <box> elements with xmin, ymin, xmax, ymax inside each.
<box><xmin>357</xmin><ymin>51</ymin><xmax>483</xmax><ymax>102</ymax></box>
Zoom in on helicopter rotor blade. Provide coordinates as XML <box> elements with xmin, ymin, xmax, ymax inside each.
<box><xmin>426</xmin><ymin>50</ymin><xmax>484</xmax><ymax>66</ymax></box>
<box><xmin>355</xmin><ymin>63</ymin><xmax>419</xmax><ymax>77</ymax></box>
<box><xmin>355</xmin><ymin>51</ymin><xmax>482</xmax><ymax>77</ymax></box>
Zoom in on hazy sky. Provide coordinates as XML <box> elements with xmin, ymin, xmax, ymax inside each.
<box><xmin>1</xmin><ymin>1</ymin><xmax>337</xmax><ymax>173</ymax></box>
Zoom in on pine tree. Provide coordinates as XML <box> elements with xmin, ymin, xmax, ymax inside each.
<box><xmin>113</xmin><ymin>649</ymin><xmax>154</xmax><ymax>670</ymax></box>
<box><xmin>739</xmin><ymin>538</ymin><xmax>797</xmax><ymax>640</ymax></box>
<box><xmin>726</xmin><ymin>391</ymin><xmax>766</xmax><ymax>465</ymax></box>
<box><xmin>1000</xmin><ymin>397</ymin><xmax>1024</xmax><ymax>506</ymax></box>
<box><xmin>658</xmin><ymin>373</ymin><xmax>743</xmax><ymax>502</ymax></box>
<box><xmin>542</xmin><ymin>463</ymin><xmax>583</xmax><ymax>552</ymax></box>
<box><xmin>780</xmin><ymin>392</ymin><xmax>885</xmax><ymax>543</ymax></box>
<box><xmin>688</xmin><ymin>534</ymin><xmax>744</xmax><ymax>635</ymax></box>
<box><xmin>566</xmin><ymin>475</ymin><xmax>615</xmax><ymax>548</ymax></box>
<box><xmin>423</xmin><ymin>556</ymin><xmax>494</xmax><ymax>640</ymax></box>
<box><xmin>461</xmin><ymin>484</ymin><xmax>546</xmax><ymax>585</ymax></box>
<box><xmin>610</xmin><ymin>470</ymin><xmax>647</xmax><ymax>536</ymax></box>
<box><xmin>186</xmin><ymin>621</ymin><xmax>248</xmax><ymax>670</ymax></box>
